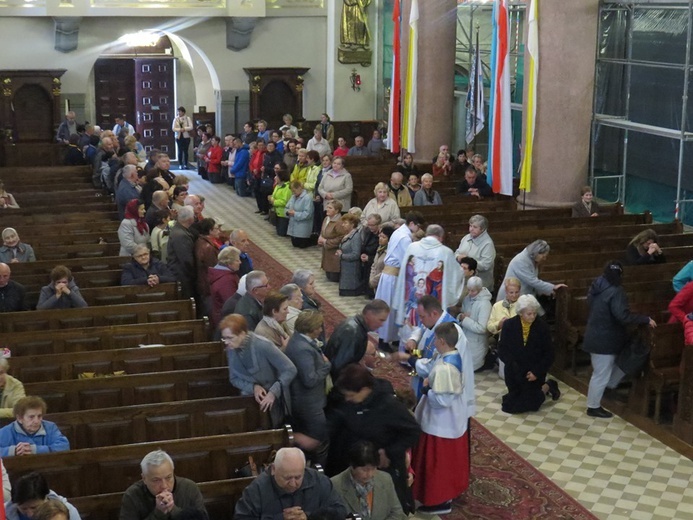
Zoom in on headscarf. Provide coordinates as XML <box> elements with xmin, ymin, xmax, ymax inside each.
<box><xmin>124</xmin><ymin>199</ymin><xmax>148</xmax><ymax>236</ymax></box>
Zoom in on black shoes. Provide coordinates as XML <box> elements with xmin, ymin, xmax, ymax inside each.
<box><xmin>546</xmin><ymin>379</ymin><xmax>561</xmax><ymax>401</ymax></box>
<box><xmin>587</xmin><ymin>406</ymin><xmax>613</xmax><ymax>418</ymax></box>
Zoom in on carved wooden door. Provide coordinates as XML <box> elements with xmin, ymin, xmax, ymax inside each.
<box><xmin>134</xmin><ymin>58</ymin><xmax>175</xmax><ymax>156</ymax></box>
<box><xmin>94</xmin><ymin>58</ymin><xmax>136</xmax><ymax>133</ymax></box>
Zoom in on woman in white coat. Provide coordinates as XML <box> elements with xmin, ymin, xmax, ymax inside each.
<box><xmin>457</xmin><ymin>276</ymin><xmax>492</xmax><ymax>371</ymax></box>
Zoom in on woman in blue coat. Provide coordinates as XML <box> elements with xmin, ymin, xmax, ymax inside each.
<box><xmin>0</xmin><ymin>396</ymin><xmax>69</xmax><ymax>457</ymax></box>
<box><xmin>286</xmin><ymin>181</ymin><xmax>314</xmax><ymax>249</ymax></box>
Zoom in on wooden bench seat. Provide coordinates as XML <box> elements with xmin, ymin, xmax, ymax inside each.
<box><xmin>9</xmin><ymin>341</ymin><xmax>223</xmax><ymax>383</ymax></box>
<box><xmin>24</xmin><ymin>366</ymin><xmax>230</xmax><ymax>413</ymax></box>
<box><xmin>5</xmin><ymin>318</ymin><xmax>210</xmax><ymax>357</ymax></box>
<box><xmin>5</xmin><ymin>210</ymin><xmax>120</xmax><ymax>224</ymax></box>
<box><xmin>11</xmin><ymin>181</ymin><xmax>96</xmax><ymax>193</ymax></box>
<box><xmin>0</xmin><ymin>299</ymin><xmax>196</xmax><ymax>333</ymax></box>
<box><xmin>71</xmin><ymin>477</ymin><xmax>255</xmax><ymax>520</ymax></box>
<box><xmin>3</xmin><ymin>428</ymin><xmax>289</xmax><ymax>498</ymax></box>
<box><xmin>42</xmin><ymin>396</ymin><xmax>269</xmax><ymax>450</ymax></box>
<box><xmin>628</xmin><ymin>323</ymin><xmax>684</xmax><ymax>423</ymax></box>
<box><xmin>673</xmin><ymin>344</ymin><xmax>693</xmax><ymax>443</ymax></box>
<box><xmin>0</xmin><ymin>165</ymin><xmax>92</xmax><ymax>180</ymax></box>
<box><xmin>31</xmin><ymin>233</ymin><xmax>120</xmax><ymax>249</ymax></box>
<box><xmin>3</xmin><ymin>202</ymin><xmax>116</xmax><ymax>215</ymax></box>
<box><xmin>9</xmin><ymin>255</ymin><xmax>129</xmax><ymax>275</ymax></box>
<box><xmin>78</xmin><ymin>282</ymin><xmax>181</xmax><ymax>306</ymax></box>
<box><xmin>13</xmin><ymin>220</ymin><xmax>120</xmax><ymax>237</ymax></box>
<box><xmin>16</xmin><ymin>268</ymin><xmax>123</xmax><ymax>291</ymax></box>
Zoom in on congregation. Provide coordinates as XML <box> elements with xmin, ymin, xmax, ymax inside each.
<box><xmin>1</xmin><ymin>112</ymin><xmax>691</xmax><ymax>520</ymax></box>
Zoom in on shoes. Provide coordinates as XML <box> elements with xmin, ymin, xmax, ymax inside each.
<box><xmin>546</xmin><ymin>379</ymin><xmax>561</xmax><ymax>401</ymax></box>
<box><xmin>254</xmin><ymin>210</ymin><xmax>263</xmax><ymax>214</ymax></box>
<box><xmin>586</xmin><ymin>406</ymin><xmax>613</xmax><ymax>418</ymax></box>
<box><xmin>418</xmin><ymin>501</ymin><xmax>452</xmax><ymax>515</ymax></box>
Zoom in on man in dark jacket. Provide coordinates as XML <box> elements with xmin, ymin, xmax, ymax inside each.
<box><xmin>324</xmin><ymin>299</ymin><xmax>390</xmax><ymax>379</ymax></box>
<box><xmin>229</xmin><ymin>229</ymin><xmax>254</xmax><ymax>277</ymax></box>
<box><xmin>0</xmin><ymin>263</ymin><xmax>27</xmax><ymax>312</ymax></box>
<box><xmin>167</xmin><ymin>206</ymin><xmax>198</xmax><ymax>299</ymax></box>
<box><xmin>234</xmin><ymin>447</ymin><xmax>346</xmax><ymax>520</ymax></box>
<box><xmin>582</xmin><ymin>261</ymin><xmax>655</xmax><ymax>418</ymax></box>
<box><xmin>456</xmin><ymin>165</ymin><xmax>493</xmax><ymax>198</ymax></box>
<box><xmin>233</xmin><ymin>270</ymin><xmax>269</xmax><ymax>331</ymax></box>
<box><xmin>121</xmin><ymin>246</ymin><xmax>176</xmax><ymax>286</ymax></box>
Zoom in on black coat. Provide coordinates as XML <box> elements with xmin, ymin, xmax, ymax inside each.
<box><xmin>324</xmin><ymin>314</ymin><xmax>368</xmax><ymax>380</ymax></box>
<box><xmin>326</xmin><ymin>379</ymin><xmax>420</xmax><ymax>513</ymax></box>
<box><xmin>167</xmin><ymin>222</ymin><xmax>197</xmax><ymax>299</ymax></box>
<box><xmin>121</xmin><ymin>259</ymin><xmax>177</xmax><ymax>286</ymax></box>
<box><xmin>498</xmin><ymin>314</ymin><xmax>554</xmax><ymax>383</ymax></box>
<box><xmin>0</xmin><ymin>280</ymin><xmax>28</xmax><ymax>312</ymax></box>
<box><xmin>582</xmin><ymin>276</ymin><xmax>650</xmax><ymax>355</ymax></box>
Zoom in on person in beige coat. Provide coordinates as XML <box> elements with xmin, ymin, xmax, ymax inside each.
<box><xmin>361</xmin><ymin>183</ymin><xmax>401</xmax><ymax>226</ymax></box>
<box><xmin>0</xmin><ymin>358</ymin><xmax>26</xmax><ymax>419</ymax></box>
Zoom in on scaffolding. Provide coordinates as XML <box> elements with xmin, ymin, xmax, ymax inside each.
<box><xmin>592</xmin><ymin>0</ymin><xmax>693</xmax><ymax>222</ymax></box>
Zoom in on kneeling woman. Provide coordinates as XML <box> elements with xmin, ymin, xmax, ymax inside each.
<box><xmin>498</xmin><ymin>295</ymin><xmax>560</xmax><ymax>414</ymax></box>
<box><xmin>412</xmin><ymin>322</ymin><xmax>476</xmax><ymax>515</ymax></box>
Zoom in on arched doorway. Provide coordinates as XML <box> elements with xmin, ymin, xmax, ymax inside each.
<box><xmin>94</xmin><ymin>34</ymin><xmax>176</xmax><ymax>155</ymax></box>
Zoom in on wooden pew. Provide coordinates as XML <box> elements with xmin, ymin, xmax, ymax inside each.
<box><xmin>673</xmin><ymin>344</ymin><xmax>693</xmax><ymax>443</ymax></box>
<box><xmin>3</xmin><ymin>428</ymin><xmax>290</xmax><ymax>498</ymax></box>
<box><xmin>628</xmin><ymin>323</ymin><xmax>684</xmax><ymax>423</ymax></box>
<box><xmin>0</xmin><ymin>299</ymin><xmax>196</xmax><ymax>333</ymax></box>
<box><xmin>2</xmin><ymin>202</ymin><xmax>116</xmax><ymax>215</ymax></box>
<box><xmin>78</xmin><ymin>282</ymin><xmax>181</xmax><ymax>306</ymax></box>
<box><xmin>4</xmin><ymin>210</ymin><xmax>120</xmax><ymax>225</ymax></box>
<box><xmin>9</xmin><ymin>255</ymin><xmax>130</xmax><ymax>275</ymax></box>
<box><xmin>9</xmin><ymin>341</ymin><xmax>223</xmax><ymax>383</ymax></box>
<box><xmin>43</xmin><ymin>396</ymin><xmax>270</xmax><ymax>450</ymax></box>
<box><xmin>30</xmin><ymin>233</ymin><xmax>120</xmax><ymax>249</ymax></box>
<box><xmin>0</xmin><ymin>165</ymin><xmax>92</xmax><ymax>181</ymax></box>
<box><xmin>16</xmin><ymin>268</ymin><xmax>122</xmax><ymax>291</ymax></box>
<box><xmin>6</xmin><ymin>318</ymin><xmax>210</xmax><ymax>357</ymax></box>
<box><xmin>24</xmin><ymin>366</ymin><xmax>230</xmax><ymax>413</ymax></box>
<box><xmin>11</xmin><ymin>181</ymin><xmax>95</xmax><ymax>193</ymax></box>
<box><xmin>13</xmin><ymin>220</ymin><xmax>120</xmax><ymax>237</ymax></box>
<box><xmin>71</xmin><ymin>477</ymin><xmax>255</xmax><ymax>520</ymax></box>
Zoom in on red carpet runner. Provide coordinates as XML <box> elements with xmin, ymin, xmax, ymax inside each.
<box><xmin>248</xmin><ymin>240</ymin><xmax>598</xmax><ymax>520</ymax></box>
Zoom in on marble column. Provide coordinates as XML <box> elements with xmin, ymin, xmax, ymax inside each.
<box><xmin>520</xmin><ymin>0</ymin><xmax>600</xmax><ymax>208</ymax></box>
<box><xmin>401</xmin><ymin>0</ymin><xmax>457</xmax><ymax>160</ymax></box>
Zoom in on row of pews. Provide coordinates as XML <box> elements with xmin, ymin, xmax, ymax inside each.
<box><xmin>0</xmin><ymin>165</ymin><xmax>289</xmax><ymax>520</ymax></box>
<box><xmin>352</xmin><ymin>157</ymin><xmax>693</xmax><ymax>452</ymax></box>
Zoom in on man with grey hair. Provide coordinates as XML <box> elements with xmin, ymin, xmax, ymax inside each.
<box><xmin>388</xmin><ymin>171</ymin><xmax>413</xmax><ymax>208</ymax></box>
<box><xmin>455</xmin><ymin>214</ymin><xmax>496</xmax><ymax>290</ymax></box>
<box><xmin>232</xmin><ymin>270</ymin><xmax>269</xmax><ymax>330</ymax></box>
<box><xmin>92</xmin><ymin>136</ymin><xmax>116</xmax><ymax>189</ymax></box>
<box><xmin>146</xmin><ymin>190</ymin><xmax>170</xmax><ymax>231</ymax></box>
<box><xmin>229</xmin><ymin>229</ymin><xmax>253</xmax><ymax>276</ymax></box>
<box><xmin>119</xmin><ymin>449</ymin><xmax>207</xmax><ymax>520</ymax></box>
<box><xmin>234</xmin><ymin>447</ymin><xmax>346</xmax><ymax>520</ymax></box>
<box><xmin>393</xmin><ymin>224</ymin><xmax>461</xmax><ymax>342</ymax></box>
<box><xmin>167</xmin><ymin>206</ymin><xmax>198</xmax><ymax>299</ymax></box>
<box><xmin>184</xmin><ymin>194</ymin><xmax>204</xmax><ymax>222</ymax></box>
<box><xmin>279</xmin><ymin>283</ymin><xmax>303</xmax><ymax>334</ymax></box>
<box><xmin>115</xmin><ymin>164</ymin><xmax>142</xmax><ymax>220</ymax></box>
<box><xmin>56</xmin><ymin>110</ymin><xmax>77</xmax><ymax>144</ymax></box>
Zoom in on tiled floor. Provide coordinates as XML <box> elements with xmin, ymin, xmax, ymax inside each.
<box><xmin>188</xmin><ymin>172</ymin><xmax>693</xmax><ymax>520</ymax></box>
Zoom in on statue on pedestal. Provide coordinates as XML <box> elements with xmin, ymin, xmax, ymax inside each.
<box><xmin>339</xmin><ymin>0</ymin><xmax>372</xmax><ymax>66</ymax></box>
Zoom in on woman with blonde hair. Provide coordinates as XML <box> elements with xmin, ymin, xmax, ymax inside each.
<box><xmin>361</xmin><ymin>182</ymin><xmax>400</xmax><ymax>226</ymax></box>
<box><xmin>0</xmin><ymin>358</ymin><xmax>25</xmax><ymax>419</ymax></box>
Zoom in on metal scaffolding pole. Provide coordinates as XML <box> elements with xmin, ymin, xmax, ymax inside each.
<box><xmin>674</xmin><ymin>0</ymin><xmax>693</xmax><ymax>221</ymax></box>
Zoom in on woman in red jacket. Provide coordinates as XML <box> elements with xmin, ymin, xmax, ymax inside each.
<box><xmin>206</xmin><ymin>135</ymin><xmax>223</xmax><ymax>184</ymax></box>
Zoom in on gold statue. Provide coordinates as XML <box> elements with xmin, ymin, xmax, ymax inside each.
<box><xmin>341</xmin><ymin>0</ymin><xmax>372</xmax><ymax>49</ymax></box>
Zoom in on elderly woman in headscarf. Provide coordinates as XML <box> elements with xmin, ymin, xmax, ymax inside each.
<box><xmin>221</xmin><ymin>314</ymin><xmax>297</xmax><ymax>428</ymax></box>
<box><xmin>0</xmin><ymin>228</ymin><xmax>36</xmax><ymax>263</ymax></box>
<box><xmin>498</xmin><ymin>295</ymin><xmax>560</xmax><ymax>414</ymax></box>
<box><xmin>118</xmin><ymin>199</ymin><xmax>150</xmax><ymax>256</ymax></box>
<box><xmin>496</xmin><ymin>239</ymin><xmax>567</xmax><ymax>303</ymax></box>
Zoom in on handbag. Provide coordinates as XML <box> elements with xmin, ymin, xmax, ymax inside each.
<box><xmin>616</xmin><ymin>333</ymin><xmax>650</xmax><ymax>376</ymax></box>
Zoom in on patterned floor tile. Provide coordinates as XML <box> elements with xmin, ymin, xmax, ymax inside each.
<box><xmin>188</xmin><ymin>174</ymin><xmax>693</xmax><ymax>520</ymax></box>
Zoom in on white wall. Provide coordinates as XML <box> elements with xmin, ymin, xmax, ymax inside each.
<box><xmin>0</xmin><ymin>14</ymin><xmax>348</xmax><ymax>130</ymax></box>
